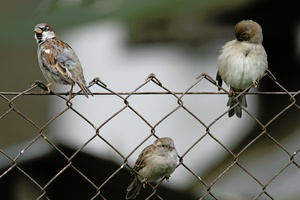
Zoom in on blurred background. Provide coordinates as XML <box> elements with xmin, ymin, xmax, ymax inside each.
<box><xmin>1</xmin><ymin>0</ymin><xmax>300</xmax><ymax>199</ymax></box>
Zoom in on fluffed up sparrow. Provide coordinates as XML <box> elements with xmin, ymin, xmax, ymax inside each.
<box><xmin>34</xmin><ymin>23</ymin><xmax>93</xmax><ymax>98</ymax></box>
<box><xmin>216</xmin><ymin>20</ymin><xmax>268</xmax><ymax>118</ymax></box>
<box><xmin>126</xmin><ymin>137</ymin><xmax>178</xmax><ymax>199</ymax></box>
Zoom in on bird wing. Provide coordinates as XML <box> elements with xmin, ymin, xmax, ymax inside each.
<box><xmin>133</xmin><ymin>144</ymin><xmax>154</xmax><ymax>172</ymax></box>
<box><xmin>216</xmin><ymin>71</ymin><xmax>223</xmax><ymax>91</ymax></box>
<box><xmin>40</xmin><ymin>40</ymin><xmax>73</xmax><ymax>84</ymax></box>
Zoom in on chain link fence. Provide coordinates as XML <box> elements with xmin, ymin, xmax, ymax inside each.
<box><xmin>0</xmin><ymin>70</ymin><xmax>299</xmax><ymax>200</ymax></box>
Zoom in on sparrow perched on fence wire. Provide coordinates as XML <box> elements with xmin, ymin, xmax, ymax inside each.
<box><xmin>34</xmin><ymin>23</ymin><xmax>93</xmax><ymax>99</ymax></box>
<box><xmin>126</xmin><ymin>137</ymin><xmax>178</xmax><ymax>199</ymax></box>
<box><xmin>216</xmin><ymin>20</ymin><xmax>268</xmax><ymax>118</ymax></box>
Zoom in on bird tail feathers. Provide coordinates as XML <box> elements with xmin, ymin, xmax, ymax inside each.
<box><xmin>227</xmin><ymin>94</ymin><xmax>247</xmax><ymax>118</ymax></box>
<box><xmin>126</xmin><ymin>177</ymin><xmax>142</xmax><ymax>199</ymax></box>
<box><xmin>76</xmin><ymin>82</ymin><xmax>93</xmax><ymax>98</ymax></box>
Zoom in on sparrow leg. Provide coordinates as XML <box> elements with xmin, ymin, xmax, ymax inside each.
<box><xmin>227</xmin><ymin>88</ymin><xmax>238</xmax><ymax>117</ymax></box>
<box><xmin>67</xmin><ymin>84</ymin><xmax>74</xmax><ymax>100</ymax></box>
<box><xmin>142</xmin><ymin>178</ymin><xmax>148</xmax><ymax>188</ymax></box>
<box><xmin>229</xmin><ymin>88</ymin><xmax>235</xmax><ymax>97</ymax></box>
<box><xmin>40</xmin><ymin>82</ymin><xmax>53</xmax><ymax>94</ymax></box>
<box><xmin>165</xmin><ymin>176</ymin><xmax>170</xmax><ymax>182</ymax></box>
<box><xmin>253</xmin><ymin>80</ymin><xmax>259</xmax><ymax>87</ymax></box>
<box><xmin>46</xmin><ymin>83</ymin><xmax>53</xmax><ymax>92</ymax></box>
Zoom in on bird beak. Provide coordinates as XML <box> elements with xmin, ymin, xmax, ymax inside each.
<box><xmin>168</xmin><ymin>146</ymin><xmax>174</xmax><ymax>151</ymax></box>
<box><xmin>34</xmin><ymin>27</ymin><xmax>43</xmax><ymax>34</ymax></box>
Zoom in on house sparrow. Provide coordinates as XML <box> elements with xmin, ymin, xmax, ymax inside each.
<box><xmin>126</xmin><ymin>137</ymin><xmax>178</xmax><ymax>199</ymax></box>
<box><xmin>34</xmin><ymin>23</ymin><xmax>93</xmax><ymax>98</ymax></box>
<box><xmin>216</xmin><ymin>20</ymin><xmax>268</xmax><ymax>118</ymax></box>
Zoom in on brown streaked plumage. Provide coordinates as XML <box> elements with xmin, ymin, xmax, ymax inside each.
<box><xmin>34</xmin><ymin>23</ymin><xmax>93</xmax><ymax>98</ymax></box>
<box><xmin>126</xmin><ymin>137</ymin><xmax>178</xmax><ymax>199</ymax></box>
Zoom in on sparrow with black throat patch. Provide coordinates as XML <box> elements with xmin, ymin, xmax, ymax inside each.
<box><xmin>34</xmin><ymin>23</ymin><xmax>93</xmax><ymax>99</ymax></box>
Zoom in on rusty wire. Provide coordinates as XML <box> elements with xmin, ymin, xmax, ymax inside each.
<box><xmin>0</xmin><ymin>71</ymin><xmax>299</xmax><ymax>200</ymax></box>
